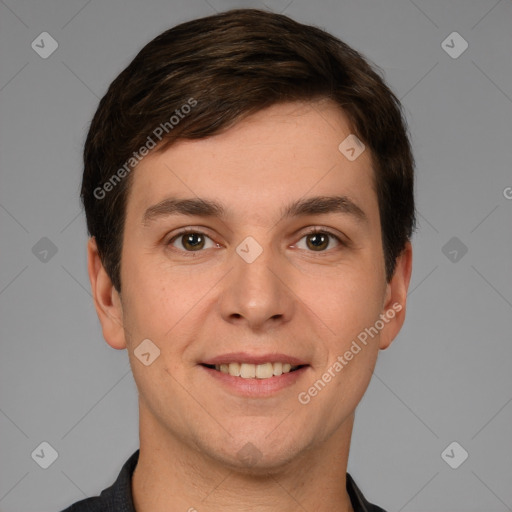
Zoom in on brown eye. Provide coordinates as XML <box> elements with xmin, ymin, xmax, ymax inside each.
<box><xmin>295</xmin><ymin>229</ymin><xmax>342</xmax><ymax>252</ymax></box>
<box><xmin>181</xmin><ymin>232</ymin><xmax>205</xmax><ymax>251</ymax></box>
<box><xmin>306</xmin><ymin>232</ymin><xmax>330</xmax><ymax>251</ymax></box>
<box><xmin>168</xmin><ymin>230</ymin><xmax>216</xmax><ymax>252</ymax></box>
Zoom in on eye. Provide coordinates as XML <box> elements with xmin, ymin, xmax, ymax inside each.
<box><xmin>166</xmin><ymin>227</ymin><xmax>345</xmax><ymax>254</ymax></box>
<box><xmin>294</xmin><ymin>228</ymin><xmax>343</xmax><ymax>252</ymax></box>
<box><xmin>167</xmin><ymin>229</ymin><xmax>218</xmax><ymax>252</ymax></box>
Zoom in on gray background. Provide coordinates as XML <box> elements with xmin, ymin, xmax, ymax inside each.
<box><xmin>0</xmin><ymin>0</ymin><xmax>511</xmax><ymax>511</ymax></box>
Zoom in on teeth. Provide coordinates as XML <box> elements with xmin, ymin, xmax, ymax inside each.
<box><xmin>213</xmin><ymin>362</ymin><xmax>300</xmax><ymax>379</ymax></box>
<box><xmin>240</xmin><ymin>363</ymin><xmax>256</xmax><ymax>378</ymax></box>
<box><xmin>256</xmin><ymin>362</ymin><xmax>273</xmax><ymax>379</ymax></box>
<box><xmin>228</xmin><ymin>362</ymin><xmax>240</xmax><ymax>376</ymax></box>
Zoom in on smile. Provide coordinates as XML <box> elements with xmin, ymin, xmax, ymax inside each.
<box><xmin>203</xmin><ymin>362</ymin><xmax>303</xmax><ymax>379</ymax></box>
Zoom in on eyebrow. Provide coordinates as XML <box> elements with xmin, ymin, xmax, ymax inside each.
<box><xmin>142</xmin><ymin>195</ymin><xmax>368</xmax><ymax>226</ymax></box>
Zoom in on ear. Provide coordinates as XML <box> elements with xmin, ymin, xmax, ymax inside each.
<box><xmin>379</xmin><ymin>241</ymin><xmax>413</xmax><ymax>350</ymax></box>
<box><xmin>87</xmin><ymin>237</ymin><xmax>127</xmax><ymax>350</ymax></box>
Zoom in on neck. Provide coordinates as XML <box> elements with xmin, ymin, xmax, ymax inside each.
<box><xmin>132</xmin><ymin>403</ymin><xmax>355</xmax><ymax>512</ymax></box>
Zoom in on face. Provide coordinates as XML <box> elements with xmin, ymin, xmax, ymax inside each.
<box><xmin>89</xmin><ymin>100</ymin><xmax>411</xmax><ymax>471</ymax></box>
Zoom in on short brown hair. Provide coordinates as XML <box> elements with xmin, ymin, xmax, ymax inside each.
<box><xmin>81</xmin><ymin>8</ymin><xmax>415</xmax><ymax>292</ymax></box>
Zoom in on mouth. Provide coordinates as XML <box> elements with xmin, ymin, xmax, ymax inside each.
<box><xmin>201</xmin><ymin>362</ymin><xmax>307</xmax><ymax>379</ymax></box>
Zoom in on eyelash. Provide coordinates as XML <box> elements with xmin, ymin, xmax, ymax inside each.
<box><xmin>166</xmin><ymin>227</ymin><xmax>346</xmax><ymax>255</ymax></box>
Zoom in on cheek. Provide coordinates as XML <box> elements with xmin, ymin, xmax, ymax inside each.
<box><xmin>306</xmin><ymin>262</ymin><xmax>385</xmax><ymax>338</ymax></box>
<box><xmin>119</xmin><ymin>256</ymin><xmax>171</xmax><ymax>341</ymax></box>
<box><xmin>308</xmin><ymin>273</ymin><xmax>383</xmax><ymax>414</ymax></box>
<box><xmin>120</xmin><ymin>255</ymin><xmax>215</xmax><ymax>345</ymax></box>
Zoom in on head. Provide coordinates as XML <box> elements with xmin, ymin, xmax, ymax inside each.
<box><xmin>83</xmin><ymin>9</ymin><xmax>414</xmax><ymax>470</ymax></box>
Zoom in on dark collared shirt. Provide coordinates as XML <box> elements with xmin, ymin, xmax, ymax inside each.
<box><xmin>61</xmin><ymin>450</ymin><xmax>387</xmax><ymax>512</ymax></box>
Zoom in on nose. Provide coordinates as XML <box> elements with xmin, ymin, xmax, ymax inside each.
<box><xmin>217</xmin><ymin>239</ymin><xmax>295</xmax><ymax>331</ymax></box>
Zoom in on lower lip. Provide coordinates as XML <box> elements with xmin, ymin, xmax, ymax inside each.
<box><xmin>200</xmin><ymin>365</ymin><xmax>309</xmax><ymax>397</ymax></box>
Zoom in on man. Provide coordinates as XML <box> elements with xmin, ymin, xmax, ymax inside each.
<box><xmin>63</xmin><ymin>8</ymin><xmax>414</xmax><ymax>511</ymax></box>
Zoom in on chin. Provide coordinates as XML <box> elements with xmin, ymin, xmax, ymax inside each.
<box><xmin>203</xmin><ymin>428</ymin><xmax>310</xmax><ymax>473</ymax></box>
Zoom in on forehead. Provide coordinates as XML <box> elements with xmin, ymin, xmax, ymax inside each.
<box><xmin>125</xmin><ymin>100</ymin><xmax>378</xmax><ymax>226</ymax></box>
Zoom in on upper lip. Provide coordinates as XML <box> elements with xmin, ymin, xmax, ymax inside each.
<box><xmin>201</xmin><ymin>352</ymin><xmax>308</xmax><ymax>366</ymax></box>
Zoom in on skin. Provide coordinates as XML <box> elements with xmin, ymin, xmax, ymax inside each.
<box><xmin>88</xmin><ymin>99</ymin><xmax>412</xmax><ymax>512</ymax></box>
